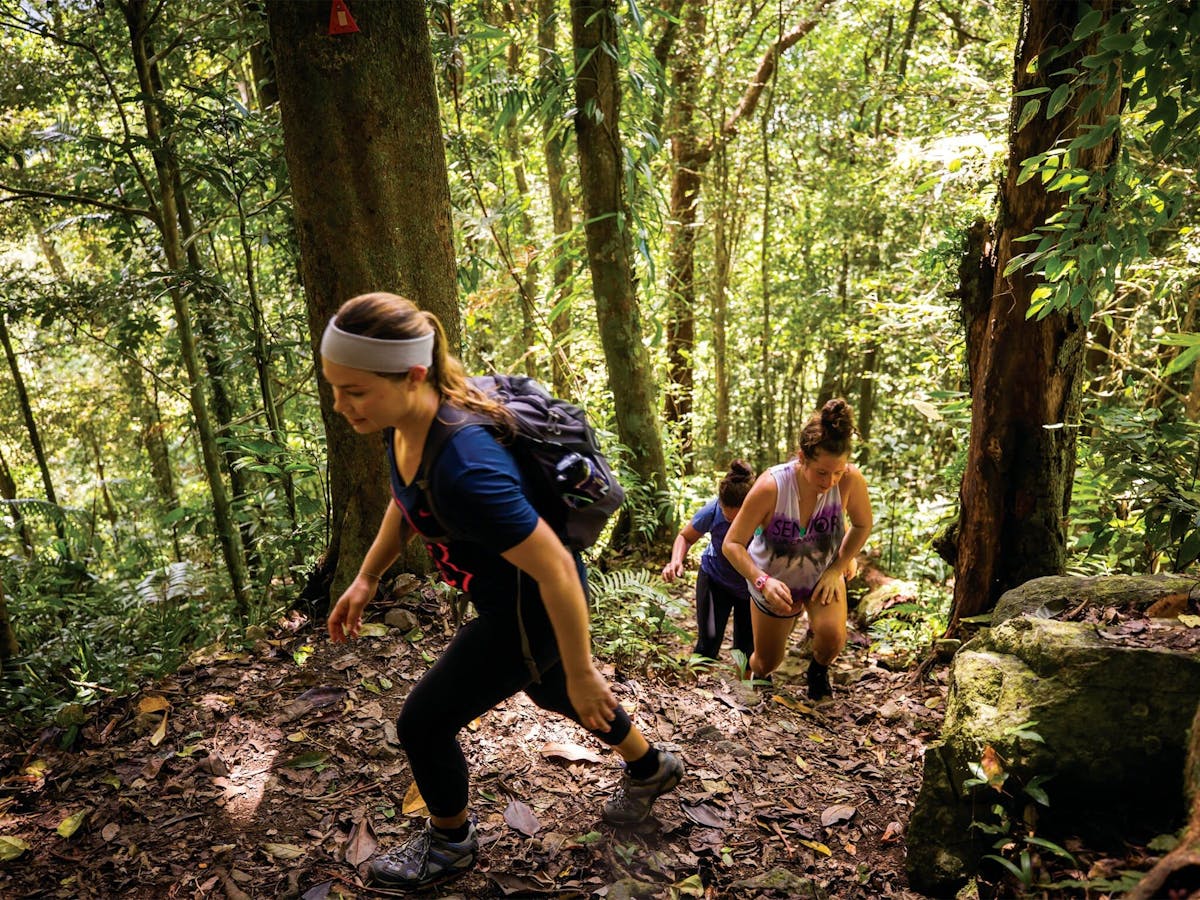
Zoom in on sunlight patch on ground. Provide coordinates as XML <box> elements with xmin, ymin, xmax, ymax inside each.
<box><xmin>214</xmin><ymin>748</ymin><xmax>278</xmax><ymax>824</ymax></box>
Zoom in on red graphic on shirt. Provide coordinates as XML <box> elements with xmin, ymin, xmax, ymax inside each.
<box><xmin>393</xmin><ymin>497</ymin><xmax>473</xmax><ymax>592</ymax></box>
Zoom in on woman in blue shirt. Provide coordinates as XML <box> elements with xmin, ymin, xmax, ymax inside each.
<box><xmin>661</xmin><ymin>460</ymin><xmax>755</xmax><ymax>663</ymax></box>
<box><xmin>320</xmin><ymin>293</ymin><xmax>682</xmax><ymax>891</ymax></box>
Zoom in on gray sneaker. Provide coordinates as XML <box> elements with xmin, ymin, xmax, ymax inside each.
<box><xmin>368</xmin><ymin>817</ymin><xmax>478</xmax><ymax>889</ymax></box>
<box><xmin>602</xmin><ymin>749</ymin><xmax>684</xmax><ymax>825</ymax></box>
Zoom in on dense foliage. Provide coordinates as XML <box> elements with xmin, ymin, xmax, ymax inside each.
<box><xmin>0</xmin><ymin>0</ymin><xmax>1196</xmax><ymax>726</ymax></box>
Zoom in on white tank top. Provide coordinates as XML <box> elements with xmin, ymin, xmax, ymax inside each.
<box><xmin>747</xmin><ymin>461</ymin><xmax>846</xmax><ymax>606</ymax></box>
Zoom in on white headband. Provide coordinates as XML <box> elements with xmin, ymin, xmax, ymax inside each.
<box><xmin>320</xmin><ymin>319</ymin><xmax>434</xmax><ymax>373</ymax></box>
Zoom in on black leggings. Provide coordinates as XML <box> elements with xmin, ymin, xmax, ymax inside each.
<box><xmin>396</xmin><ymin>595</ymin><xmax>633</xmax><ymax>817</ymax></box>
<box><xmin>693</xmin><ymin>569</ymin><xmax>754</xmax><ymax>660</ymax></box>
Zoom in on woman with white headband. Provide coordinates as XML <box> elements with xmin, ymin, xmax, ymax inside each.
<box><xmin>320</xmin><ymin>292</ymin><xmax>683</xmax><ymax>891</ymax></box>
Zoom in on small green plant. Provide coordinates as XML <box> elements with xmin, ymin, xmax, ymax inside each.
<box><xmin>587</xmin><ymin>569</ymin><xmax>689</xmax><ymax>675</ymax></box>
<box><xmin>867</xmin><ymin>581</ymin><xmax>952</xmax><ymax>663</ymax></box>
<box><xmin>1070</xmin><ymin>405</ymin><xmax>1200</xmax><ymax>574</ymax></box>
<box><xmin>962</xmin><ymin>728</ymin><xmax>1077</xmax><ymax>893</ymax></box>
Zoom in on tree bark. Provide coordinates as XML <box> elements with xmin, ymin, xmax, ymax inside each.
<box><xmin>571</xmin><ymin>0</ymin><xmax>671</xmax><ymax>540</ymax></box>
<box><xmin>662</xmin><ymin>0</ymin><xmax>834</xmax><ymax>466</ymax></box>
<box><xmin>663</xmin><ymin>0</ymin><xmax>706</xmax><ymax>470</ymax></box>
<box><xmin>0</xmin><ymin>576</ymin><xmax>17</xmax><ymax>668</ymax></box>
<box><xmin>502</xmin><ymin>1</ymin><xmax>541</xmax><ymax>380</ymax></box>
<box><xmin>0</xmin><ymin>445</ymin><xmax>34</xmax><ymax>557</ymax></box>
<box><xmin>121</xmin><ymin>0</ymin><xmax>251</xmax><ymax>615</ymax></box>
<box><xmin>266</xmin><ymin>0</ymin><xmax>459</xmax><ymax>592</ymax></box>
<box><xmin>0</xmin><ymin>312</ymin><xmax>65</xmax><ymax>544</ymax></box>
<box><xmin>950</xmin><ymin>0</ymin><xmax>1120</xmax><ymax>628</ymax></box>
<box><xmin>538</xmin><ymin>0</ymin><xmax>575</xmax><ymax>400</ymax></box>
<box><xmin>757</xmin><ymin>103</ymin><xmax>776</xmax><ymax>470</ymax></box>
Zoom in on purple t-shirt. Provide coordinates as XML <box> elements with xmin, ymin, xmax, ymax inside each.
<box><xmin>691</xmin><ymin>499</ymin><xmax>750</xmax><ymax>597</ymax></box>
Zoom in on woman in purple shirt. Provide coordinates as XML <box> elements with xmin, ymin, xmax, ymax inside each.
<box><xmin>662</xmin><ymin>460</ymin><xmax>755</xmax><ymax>663</ymax></box>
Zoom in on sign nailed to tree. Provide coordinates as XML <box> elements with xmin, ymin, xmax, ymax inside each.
<box><xmin>328</xmin><ymin>0</ymin><xmax>359</xmax><ymax>35</ymax></box>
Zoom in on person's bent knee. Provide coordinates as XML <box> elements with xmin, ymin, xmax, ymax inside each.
<box><xmin>751</xmin><ymin>648</ymin><xmax>785</xmax><ymax>676</ymax></box>
<box><xmin>397</xmin><ymin>696</ymin><xmax>453</xmax><ymax>753</ymax></box>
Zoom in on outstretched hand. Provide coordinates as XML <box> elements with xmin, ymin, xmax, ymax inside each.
<box><xmin>327</xmin><ymin>577</ymin><xmax>373</xmax><ymax>642</ymax></box>
<box><xmin>566</xmin><ymin>665</ymin><xmax>620</xmax><ymax>732</ymax></box>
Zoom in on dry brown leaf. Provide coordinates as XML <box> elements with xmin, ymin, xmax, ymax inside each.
<box><xmin>881</xmin><ymin>821</ymin><xmax>903</xmax><ymax>843</ymax></box>
<box><xmin>772</xmin><ymin>695</ymin><xmax>814</xmax><ymax>714</ymax></box>
<box><xmin>262</xmin><ymin>842</ymin><xmax>305</xmax><ymax>860</ymax></box>
<box><xmin>540</xmin><ymin>741</ymin><xmax>604</xmax><ymax>764</ymax></box>
<box><xmin>150</xmin><ymin>710</ymin><xmax>169</xmax><ymax>747</ymax></box>
<box><xmin>681</xmin><ymin>802</ymin><xmax>727</xmax><ymax>828</ymax></box>
<box><xmin>344</xmin><ymin>816</ymin><xmax>377</xmax><ymax>866</ymax></box>
<box><xmin>820</xmin><ymin>804</ymin><xmax>856</xmax><ymax>827</ymax></box>
<box><xmin>504</xmin><ymin>800</ymin><xmax>542</xmax><ymax>836</ymax></box>
<box><xmin>980</xmin><ymin>745</ymin><xmax>1006</xmax><ymax>791</ymax></box>
<box><xmin>138</xmin><ymin>695</ymin><xmax>170</xmax><ymax>714</ymax></box>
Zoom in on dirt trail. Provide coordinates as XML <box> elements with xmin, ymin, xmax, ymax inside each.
<box><xmin>0</xmin><ymin>583</ymin><xmax>945</xmax><ymax>898</ymax></box>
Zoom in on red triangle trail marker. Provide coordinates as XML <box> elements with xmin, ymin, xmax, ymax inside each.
<box><xmin>328</xmin><ymin>0</ymin><xmax>359</xmax><ymax>35</ymax></box>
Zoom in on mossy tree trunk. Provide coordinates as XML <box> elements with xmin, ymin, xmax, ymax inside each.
<box><xmin>121</xmin><ymin>0</ymin><xmax>251</xmax><ymax>616</ymax></box>
<box><xmin>949</xmin><ymin>0</ymin><xmax>1120</xmax><ymax>628</ymax></box>
<box><xmin>570</xmin><ymin>0</ymin><xmax>672</xmax><ymax>542</ymax></box>
<box><xmin>266</xmin><ymin>0</ymin><xmax>458</xmax><ymax>593</ymax></box>
<box><xmin>0</xmin><ymin>577</ymin><xmax>17</xmax><ymax>669</ymax></box>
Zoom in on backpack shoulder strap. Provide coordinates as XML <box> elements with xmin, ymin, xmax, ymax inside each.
<box><xmin>414</xmin><ymin>404</ymin><xmax>493</xmax><ymax>537</ymax></box>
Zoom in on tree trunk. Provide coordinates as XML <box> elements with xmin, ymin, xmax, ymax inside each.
<box><xmin>662</xmin><ymin>0</ymin><xmax>708</xmax><ymax>470</ymax></box>
<box><xmin>661</xmin><ymin>0</ymin><xmax>833</xmax><ymax>467</ymax></box>
<box><xmin>757</xmin><ymin>102</ymin><xmax>776</xmax><ymax>469</ymax></box>
<box><xmin>0</xmin><ymin>312</ymin><xmax>65</xmax><ymax>544</ymax></box>
<box><xmin>857</xmin><ymin>343</ymin><xmax>879</xmax><ymax>464</ymax></box>
<box><xmin>950</xmin><ymin>0</ymin><xmax>1120</xmax><ymax>628</ymax></box>
<box><xmin>711</xmin><ymin>141</ymin><xmax>740</xmax><ymax>463</ymax></box>
<box><xmin>0</xmin><ymin>577</ymin><xmax>17</xmax><ymax>668</ymax></box>
<box><xmin>0</xmin><ymin>445</ymin><xmax>33</xmax><ymax>557</ymax></box>
<box><xmin>571</xmin><ymin>0</ymin><xmax>671</xmax><ymax>541</ymax></box>
<box><xmin>538</xmin><ymin>0</ymin><xmax>575</xmax><ymax>400</ymax></box>
<box><xmin>266</xmin><ymin>0</ymin><xmax>459</xmax><ymax>592</ymax></box>
<box><xmin>816</xmin><ymin>249</ymin><xmax>851</xmax><ymax>408</ymax></box>
<box><xmin>502</xmin><ymin>2</ymin><xmax>541</xmax><ymax>380</ymax></box>
<box><xmin>121</xmin><ymin>0</ymin><xmax>251</xmax><ymax>615</ymax></box>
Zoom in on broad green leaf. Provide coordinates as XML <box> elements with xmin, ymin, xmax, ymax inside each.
<box><xmin>281</xmin><ymin>751</ymin><xmax>328</xmax><ymax>769</ymax></box>
<box><xmin>1072</xmin><ymin>7</ymin><xmax>1105</xmax><ymax>40</ymax></box>
<box><xmin>1016</xmin><ymin>99</ymin><xmax>1041</xmax><ymax>133</ymax></box>
<box><xmin>1164</xmin><ymin>344</ymin><xmax>1200</xmax><ymax>376</ymax></box>
<box><xmin>358</xmin><ymin>623</ymin><xmax>388</xmax><ymax>638</ymax></box>
<box><xmin>1046</xmin><ymin>84</ymin><xmax>1072</xmax><ymax>119</ymax></box>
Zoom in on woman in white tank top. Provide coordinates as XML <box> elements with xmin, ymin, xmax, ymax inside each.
<box><xmin>723</xmin><ymin>399</ymin><xmax>873</xmax><ymax>700</ymax></box>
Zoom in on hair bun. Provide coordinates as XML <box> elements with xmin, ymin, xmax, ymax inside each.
<box><xmin>820</xmin><ymin>398</ymin><xmax>855</xmax><ymax>440</ymax></box>
<box><xmin>727</xmin><ymin>458</ymin><xmax>753</xmax><ymax>482</ymax></box>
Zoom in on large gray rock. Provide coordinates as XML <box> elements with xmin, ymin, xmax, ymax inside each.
<box><xmin>992</xmin><ymin>573</ymin><xmax>1200</xmax><ymax>625</ymax></box>
<box><xmin>907</xmin><ymin>576</ymin><xmax>1200</xmax><ymax>896</ymax></box>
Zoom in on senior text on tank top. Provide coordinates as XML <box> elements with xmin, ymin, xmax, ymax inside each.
<box><xmin>747</xmin><ymin>461</ymin><xmax>846</xmax><ymax>614</ymax></box>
